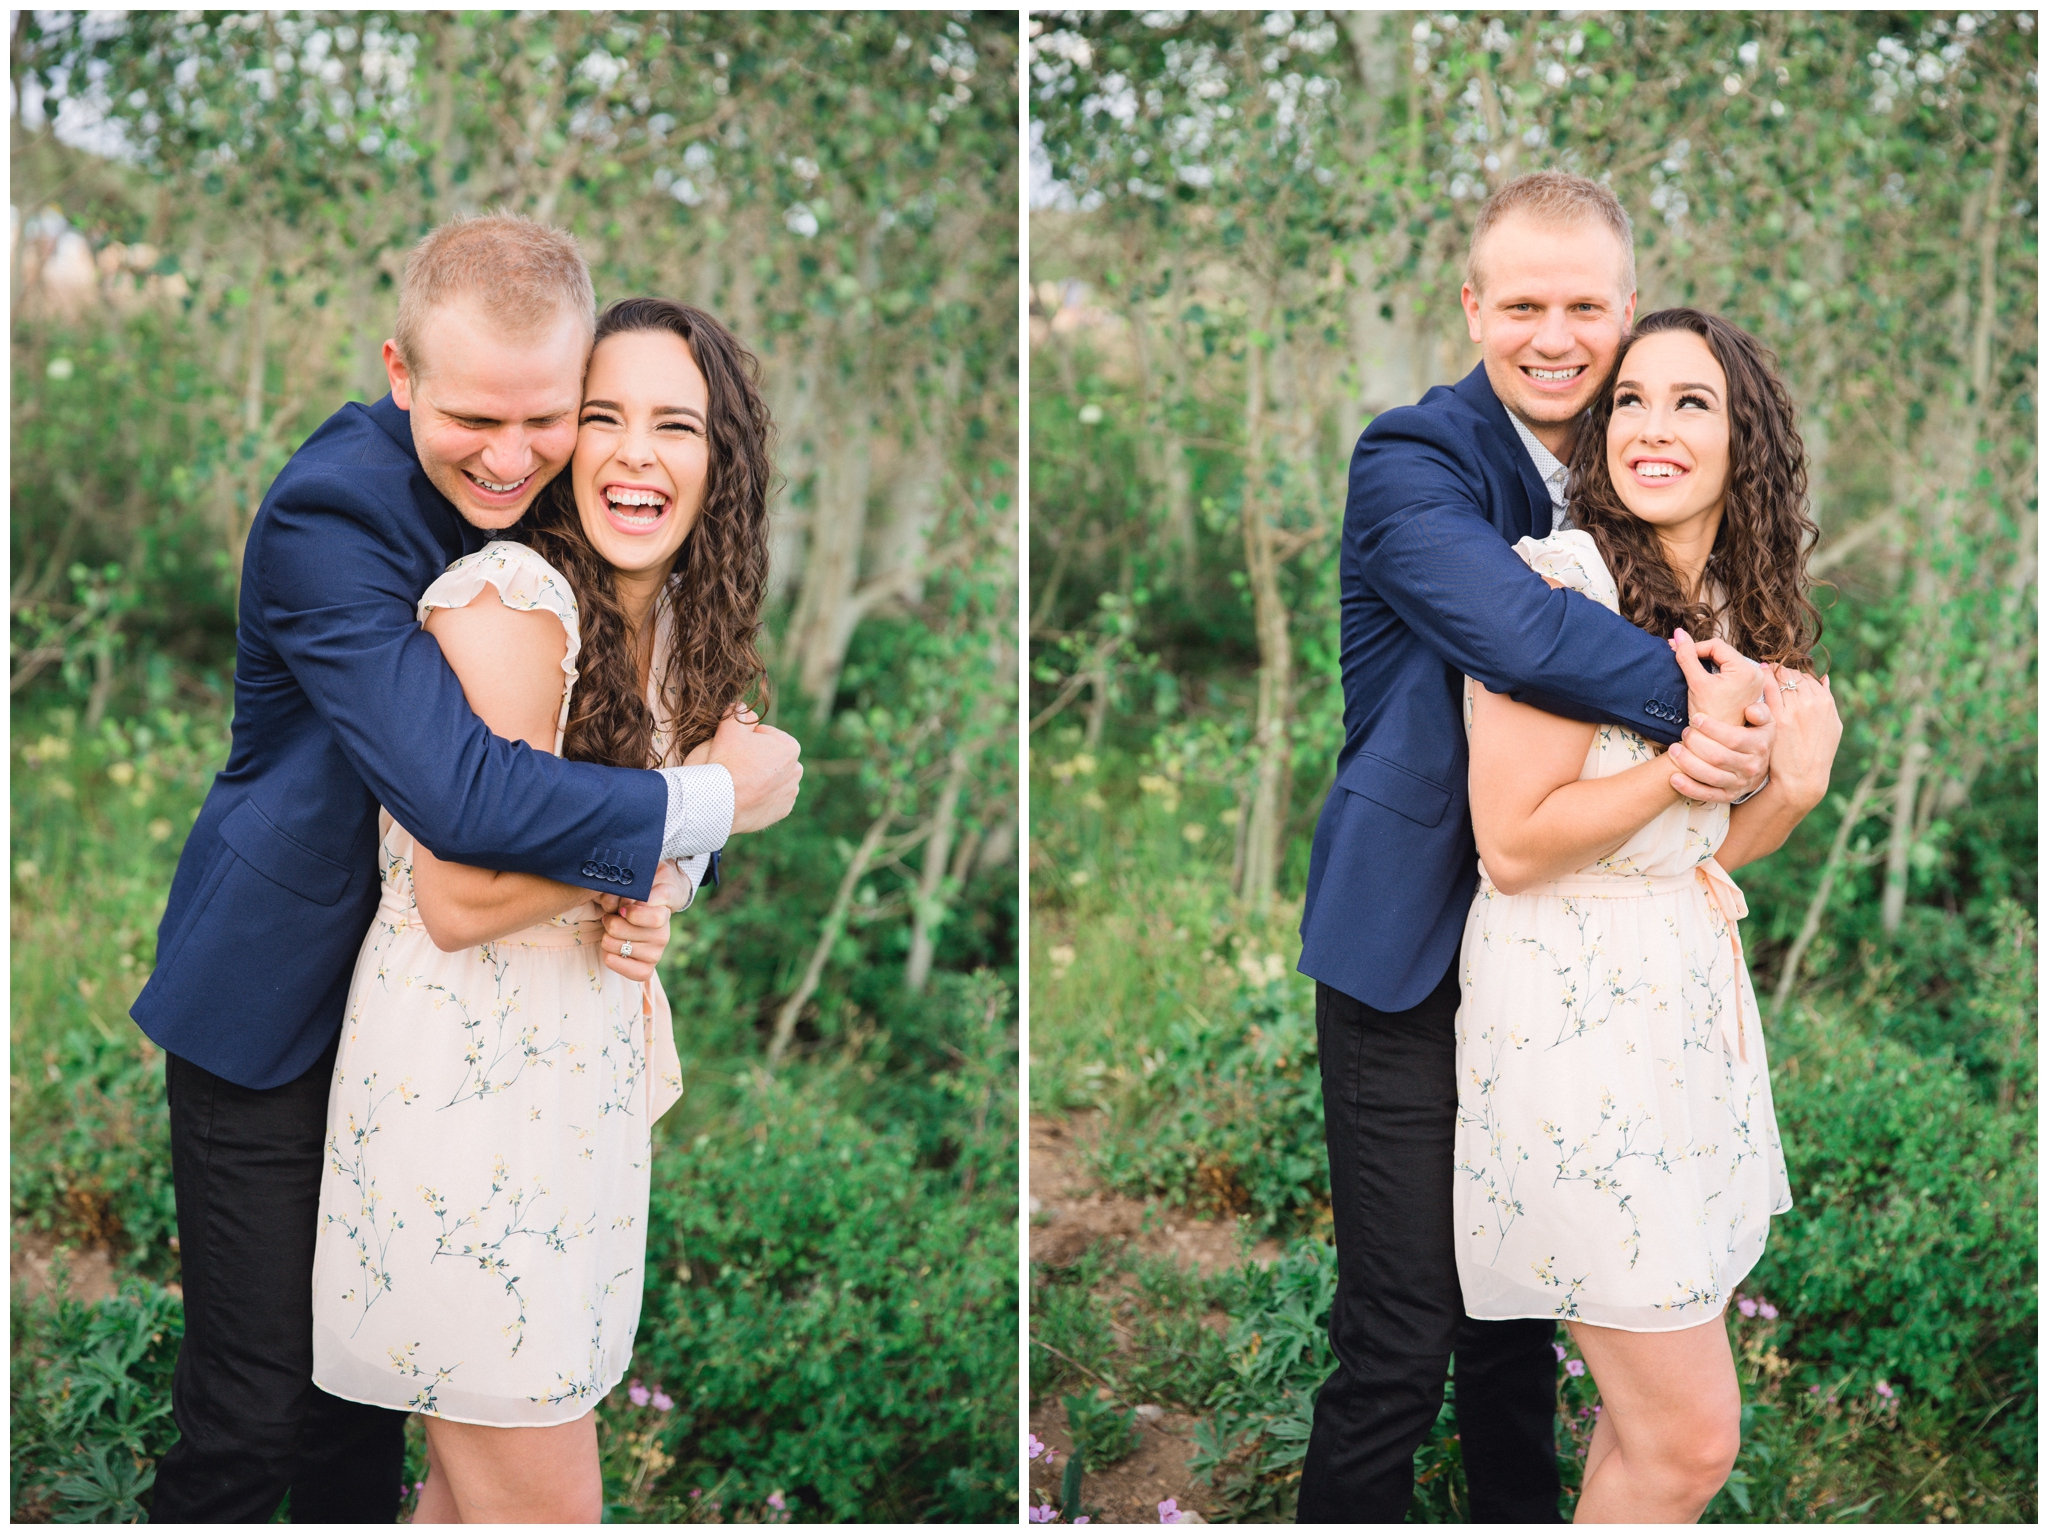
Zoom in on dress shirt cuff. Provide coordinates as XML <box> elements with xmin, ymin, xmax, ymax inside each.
<box><xmin>671</xmin><ymin>853</ymin><xmax>711</xmax><ymax>911</ymax></box>
<box><xmin>1730</xmin><ymin>774</ymin><xmax>1770</xmax><ymax>807</ymax></box>
<box><xmin>658</xmin><ymin>764</ymin><xmax>733</xmax><ymax>860</ymax></box>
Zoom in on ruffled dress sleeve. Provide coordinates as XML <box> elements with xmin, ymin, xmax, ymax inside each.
<box><xmin>417</xmin><ymin>540</ymin><xmax>582</xmax><ymax>753</ymax></box>
<box><xmin>1508</xmin><ymin>528</ymin><xmax>1622</xmax><ymax>614</ymax></box>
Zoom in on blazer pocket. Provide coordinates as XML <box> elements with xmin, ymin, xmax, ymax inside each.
<box><xmin>217</xmin><ymin>800</ymin><xmax>353</xmax><ymax>907</ymax></box>
<box><xmin>1336</xmin><ymin>751</ymin><xmax>1452</xmax><ymax>829</ymax></box>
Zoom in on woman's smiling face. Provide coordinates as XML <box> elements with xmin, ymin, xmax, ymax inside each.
<box><xmin>572</xmin><ymin>327</ymin><xmax>711</xmax><ymax>581</ymax></box>
<box><xmin>1605</xmin><ymin>328</ymin><xmax>1731</xmax><ymax>539</ymax></box>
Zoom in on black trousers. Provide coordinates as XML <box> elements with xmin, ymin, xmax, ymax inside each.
<box><xmin>1298</xmin><ymin>965</ymin><xmax>1563</xmax><ymax>1524</ymax></box>
<box><xmin>150</xmin><ymin>1034</ymin><xmax>408</xmax><ymax>1524</ymax></box>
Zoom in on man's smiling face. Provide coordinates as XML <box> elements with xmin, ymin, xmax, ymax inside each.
<box><xmin>1461</xmin><ymin>212</ymin><xmax>1636</xmax><ymax>455</ymax></box>
<box><xmin>383</xmin><ymin>299</ymin><xmax>589</xmax><ymax>530</ymax></box>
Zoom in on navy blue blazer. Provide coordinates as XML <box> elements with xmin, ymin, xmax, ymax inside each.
<box><xmin>133</xmin><ymin>395</ymin><xmax>670</xmax><ymax>1090</ymax></box>
<box><xmin>1298</xmin><ymin>365</ymin><xmax>1694</xmax><ymax>1012</ymax></box>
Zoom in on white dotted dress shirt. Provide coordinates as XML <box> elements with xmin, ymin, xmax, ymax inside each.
<box><xmin>656</xmin><ymin>763</ymin><xmax>733</xmax><ymax>906</ymax></box>
<box><xmin>1507</xmin><ymin>412</ymin><xmax>1572</xmax><ymax>531</ymax></box>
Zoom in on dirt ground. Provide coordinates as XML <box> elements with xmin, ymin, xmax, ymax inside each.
<box><xmin>11</xmin><ymin>1223</ymin><xmax>121</xmax><ymax>1307</ymax></box>
<box><xmin>1029</xmin><ymin>1114</ymin><xmax>1282</xmax><ymax>1524</ymax></box>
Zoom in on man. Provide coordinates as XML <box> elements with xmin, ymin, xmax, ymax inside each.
<box><xmin>1295</xmin><ymin>172</ymin><xmax>1774</xmax><ymax>1522</ymax></box>
<box><xmin>134</xmin><ymin>214</ymin><xmax>803</xmax><ymax>1523</ymax></box>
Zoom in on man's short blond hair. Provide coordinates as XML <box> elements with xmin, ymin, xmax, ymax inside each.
<box><xmin>393</xmin><ymin>213</ymin><xmax>595</xmax><ymax>376</ymax></box>
<box><xmin>1466</xmin><ymin>171</ymin><xmax>1636</xmax><ymax>298</ymax></box>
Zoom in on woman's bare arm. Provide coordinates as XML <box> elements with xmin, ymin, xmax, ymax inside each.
<box><xmin>405</xmin><ymin>588</ymin><xmax>603</xmax><ymax>951</ymax></box>
<box><xmin>1467</xmin><ymin>685</ymin><xmax>1684</xmax><ymax>894</ymax></box>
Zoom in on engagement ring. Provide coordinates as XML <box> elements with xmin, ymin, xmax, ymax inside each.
<box><xmin>1780</xmin><ymin>676</ymin><xmax>1800</xmax><ymax>692</ymax></box>
<box><xmin>620</xmin><ymin>940</ymin><xmax>634</xmax><ymax>959</ymax></box>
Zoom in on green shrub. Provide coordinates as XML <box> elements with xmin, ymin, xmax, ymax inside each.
<box><xmin>621</xmin><ymin>984</ymin><xmax>1017</xmax><ymax>1523</ymax></box>
<box><xmin>10</xmin><ymin>1279</ymin><xmax>183</xmax><ymax>1523</ymax></box>
<box><xmin>1753</xmin><ymin>1001</ymin><xmax>2037</xmax><ymax>1456</ymax></box>
<box><xmin>1086</xmin><ymin>976</ymin><xmax>1328</xmax><ymax>1233</ymax></box>
<box><xmin>1064</xmin><ymin>1392</ymin><xmax>1140</xmax><ymax>1470</ymax></box>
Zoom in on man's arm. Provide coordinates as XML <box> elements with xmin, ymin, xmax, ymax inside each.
<box><xmin>1348</xmin><ymin>421</ymin><xmax>1770</xmax><ymax>798</ymax></box>
<box><xmin>257</xmin><ymin>476</ymin><xmax>672</xmax><ymax>898</ymax></box>
<box><xmin>1350</xmin><ymin>424</ymin><xmax>1688</xmax><ymax>739</ymax></box>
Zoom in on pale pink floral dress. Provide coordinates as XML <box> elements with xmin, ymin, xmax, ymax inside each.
<box><xmin>1453</xmin><ymin>530</ymin><xmax>1792</xmax><ymax>1332</ymax></box>
<box><xmin>311</xmin><ymin>540</ymin><xmax>690</xmax><ymax>1425</ymax></box>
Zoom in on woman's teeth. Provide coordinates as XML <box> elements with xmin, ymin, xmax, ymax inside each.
<box><xmin>1635</xmin><ymin>461</ymin><xmax>1683</xmax><ymax>479</ymax></box>
<box><xmin>606</xmin><ymin>488</ymin><xmax>668</xmax><ymax>526</ymax></box>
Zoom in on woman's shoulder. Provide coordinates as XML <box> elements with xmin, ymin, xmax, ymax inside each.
<box><xmin>418</xmin><ymin>540</ymin><xmax>581</xmax><ymax>677</ymax></box>
<box><xmin>1509</xmin><ymin>528</ymin><xmax>1620</xmax><ymax>615</ymax></box>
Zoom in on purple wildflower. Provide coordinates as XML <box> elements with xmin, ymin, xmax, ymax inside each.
<box><xmin>1737</xmin><ymin>1297</ymin><xmax>1759</xmax><ymax>1318</ymax></box>
<box><xmin>1160</xmin><ymin>1498</ymin><xmax>1188</xmax><ymax>1523</ymax></box>
<box><xmin>1553</xmin><ymin>1342</ymin><xmax>1567</xmax><ymax>1362</ymax></box>
<box><xmin>1029</xmin><ymin>1504</ymin><xmax>1058</xmax><ymax>1524</ymax></box>
<box><xmin>1875</xmin><ymin>1380</ymin><xmax>1894</xmax><ymax>1399</ymax></box>
<box><xmin>653</xmin><ymin>1389</ymin><xmax>674</xmax><ymax>1412</ymax></box>
<box><xmin>1565</xmin><ymin>1359</ymin><xmax>1586</xmax><ymax>1377</ymax></box>
<box><xmin>768</xmin><ymin>1491</ymin><xmax>787</xmax><ymax>1511</ymax></box>
<box><xmin>1029</xmin><ymin>1433</ymin><xmax>1049</xmax><ymax>1461</ymax></box>
<box><xmin>628</xmin><ymin>1380</ymin><xmax>651</xmax><ymax>1408</ymax></box>
<box><xmin>1759</xmin><ymin>1301</ymin><xmax>1779</xmax><ymax>1320</ymax></box>
<box><xmin>1075</xmin><ymin>1518</ymin><xmax>1090</xmax><ymax>1525</ymax></box>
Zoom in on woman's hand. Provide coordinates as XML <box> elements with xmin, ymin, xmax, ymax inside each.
<box><xmin>599</xmin><ymin>860</ymin><xmax>689</xmax><ymax>982</ymax></box>
<box><xmin>1761</xmin><ymin>664</ymin><xmax>1842</xmax><ymax>811</ymax></box>
<box><xmin>1671</xmin><ymin>629</ymin><xmax>1765</xmax><ymax>729</ymax></box>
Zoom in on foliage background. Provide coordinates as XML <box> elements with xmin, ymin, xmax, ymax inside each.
<box><xmin>1027</xmin><ymin>9</ymin><xmax>2035</xmax><ymax>1524</ymax></box>
<box><xmin>11</xmin><ymin>10</ymin><xmax>1018</xmax><ymax>1523</ymax></box>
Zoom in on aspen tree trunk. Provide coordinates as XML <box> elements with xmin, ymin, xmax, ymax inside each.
<box><xmin>1880</xmin><ymin>102</ymin><xmax>2014</xmax><ymax>935</ymax></box>
<box><xmin>1128</xmin><ymin>271</ymin><xmax>1196</xmax><ymax>587</ymax></box>
<box><xmin>229</xmin><ymin>249</ymin><xmax>269</xmax><ymax>585</ymax></box>
<box><xmin>787</xmin><ymin>399</ymin><xmax>875</xmax><ymax>716</ymax></box>
<box><xmin>1879</xmin><ymin>697</ymin><xmax>1928</xmax><ymax>936</ymax></box>
<box><xmin>906</xmin><ymin>746</ymin><xmax>969</xmax><ymax>993</ymax></box>
<box><xmin>1238</xmin><ymin>294</ymin><xmax>1292</xmax><ymax>915</ymax></box>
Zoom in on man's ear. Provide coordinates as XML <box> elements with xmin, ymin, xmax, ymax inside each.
<box><xmin>382</xmin><ymin>339</ymin><xmax>413</xmax><ymax>411</ymax></box>
<box><xmin>1621</xmin><ymin>290</ymin><xmax>1639</xmax><ymax>330</ymax></box>
<box><xmin>1461</xmin><ymin>282</ymin><xmax>1484</xmax><ymax>344</ymax></box>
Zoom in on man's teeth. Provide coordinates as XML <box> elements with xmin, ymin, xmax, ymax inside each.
<box><xmin>472</xmin><ymin>474</ymin><xmax>527</xmax><ymax>493</ymax></box>
<box><xmin>1528</xmin><ymin>367</ymin><xmax>1583</xmax><ymax>381</ymax></box>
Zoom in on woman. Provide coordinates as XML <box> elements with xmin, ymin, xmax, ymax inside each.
<box><xmin>310</xmin><ymin>297</ymin><xmax>774</xmax><ymax>1521</ymax></box>
<box><xmin>1453</xmin><ymin>309</ymin><xmax>1842</xmax><ymax>1523</ymax></box>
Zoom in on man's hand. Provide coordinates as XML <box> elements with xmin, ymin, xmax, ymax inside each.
<box><xmin>599</xmin><ymin>860</ymin><xmax>691</xmax><ymax>982</ymax></box>
<box><xmin>690</xmin><ymin>707</ymin><xmax>802</xmax><ymax>834</ymax></box>
<box><xmin>1666</xmin><ymin>630</ymin><xmax>1773</xmax><ymax>803</ymax></box>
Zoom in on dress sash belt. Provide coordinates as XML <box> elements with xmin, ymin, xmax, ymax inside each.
<box><xmin>1479</xmin><ymin>859</ymin><xmax>1753</xmax><ymax>1061</ymax></box>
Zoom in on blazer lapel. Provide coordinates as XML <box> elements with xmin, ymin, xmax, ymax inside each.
<box><xmin>1454</xmin><ymin>365</ymin><xmax>1555</xmax><ymax>540</ymax></box>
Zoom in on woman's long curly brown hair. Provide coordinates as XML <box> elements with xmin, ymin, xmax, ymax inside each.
<box><xmin>521</xmin><ymin>297</ymin><xmax>772</xmax><ymax>767</ymax></box>
<box><xmin>1567</xmin><ymin>307</ymin><xmax>1823</xmax><ymax>668</ymax></box>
